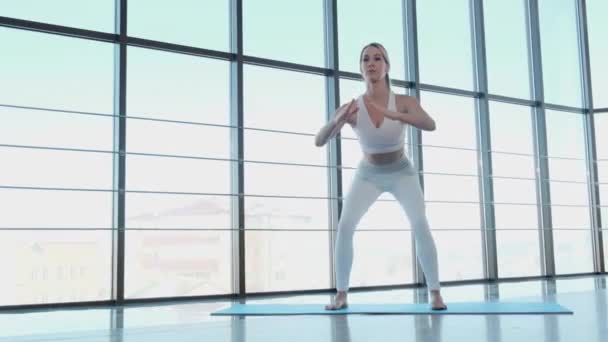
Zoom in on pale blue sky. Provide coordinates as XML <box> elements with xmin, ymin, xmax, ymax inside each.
<box><xmin>0</xmin><ymin>1</ymin><xmax>605</xmax><ymax>300</ymax></box>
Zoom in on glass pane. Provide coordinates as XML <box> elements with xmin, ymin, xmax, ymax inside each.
<box><xmin>550</xmin><ymin>182</ymin><xmax>588</xmax><ymax>206</ymax></box>
<box><xmin>547</xmin><ymin>158</ymin><xmax>587</xmax><ymax>182</ymax></box>
<box><xmin>496</xmin><ymin>230</ymin><xmax>541</xmax><ymax>277</ymax></box>
<box><xmin>0</xmin><ymin>107</ymin><xmax>113</xmax><ymax>151</ymax></box>
<box><xmin>545</xmin><ymin>111</ymin><xmax>585</xmax><ymax>159</ymax></box>
<box><xmin>420</xmin><ymin>93</ymin><xmax>478</xmax><ymax>208</ymax></box>
<box><xmin>127</xmin><ymin>47</ymin><xmax>230</xmax><ymax>125</ymax></box>
<box><xmin>605</xmin><ymin>228</ymin><xmax>608</xmax><ymax>269</ymax></box>
<box><xmin>421</xmin><ymin>92</ymin><xmax>477</xmax><ymax>149</ymax></box>
<box><xmin>126</xmin><ymin>155</ymin><xmax>230</xmax><ymax>194</ymax></box>
<box><xmin>356</xmin><ymin>200</ymin><xmax>412</xmax><ymax>230</ymax></box>
<box><xmin>492</xmin><ymin>154</ymin><xmax>536</xmax><ymax>179</ymax></box>
<box><xmin>350</xmin><ymin>231</ymin><xmax>413</xmax><ymax>287</ymax></box>
<box><xmin>244</xmin><ymin>65</ymin><xmax>326</xmax><ymax>133</ymax></box>
<box><xmin>245</xmin><ymin>197</ymin><xmax>329</xmax><ymax>230</ymax></box>
<box><xmin>125</xmin><ymin>194</ymin><xmax>231</xmax><ymax>230</ymax></box>
<box><xmin>0</xmin><ymin>231</ymin><xmax>112</xmax><ymax>305</ymax></box>
<box><xmin>490</xmin><ymin>87</ymin><xmax>537</xmax><ymax>265</ymax></box>
<box><xmin>545</xmin><ymin>110</ymin><xmax>589</xmax><ymax>244</ymax></box>
<box><xmin>427</xmin><ymin>202</ymin><xmax>481</xmax><ymax>230</ymax></box>
<box><xmin>423</xmin><ymin>174</ymin><xmax>480</xmax><ymax>203</ymax></box>
<box><xmin>488</xmin><ymin>101</ymin><xmax>536</xmax><ymax>210</ymax></box>
<box><xmin>245</xmin><ymin>130</ymin><xmax>326</xmax><ymax>166</ymax></box>
<box><xmin>597</xmin><ymin>115</ymin><xmax>608</xmax><ymax>246</ymax></box>
<box><xmin>586</xmin><ymin>0</ymin><xmax>608</xmax><ymax>108</ymax></box>
<box><xmin>0</xmin><ymin>28</ymin><xmax>114</xmax><ymax>113</ymax></box>
<box><xmin>553</xmin><ymin>230</ymin><xmax>594</xmax><ymax>274</ymax></box>
<box><xmin>245</xmin><ymin>163</ymin><xmax>327</xmax><ymax>198</ymax></box>
<box><xmin>596</xmin><ymin>115</ymin><xmax>608</xmax><ymax>160</ymax></box>
<box><xmin>494</xmin><ymin>204</ymin><xmax>538</xmax><ymax>229</ymax></box>
<box><xmin>0</xmin><ymin>189</ymin><xmax>112</xmax><ymax>229</ymax></box>
<box><xmin>598</xmin><ymin>160</ymin><xmax>608</xmax><ymax>187</ymax></box>
<box><xmin>245</xmin><ymin>231</ymin><xmax>329</xmax><ymax>292</ymax></box>
<box><xmin>601</xmin><ymin>181</ymin><xmax>608</xmax><ymax>199</ymax></box>
<box><xmin>489</xmin><ymin>102</ymin><xmax>534</xmax><ymax>154</ymax></box>
<box><xmin>493</xmin><ymin>178</ymin><xmax>536</xmax><ymax>204</ymax></box>
<box><xmin>538</xmin><ymin>0</ymin><xmax>582</xmax><ymax>107</ymax></box>
<box><xmin>0</xmin><ymin>0</ymin><xmax>114</xmax><ymax>32</ymax></box>
<box><xmin>551</xmin><ymin>206</ymin><xmax>590</xmax><ymax>229</ymax></box>
<box><xmin>417</xmin><ymin>0</ymin><xmax>473</xmax><ymax>89</ymax></box>
<box><xmin>128</xmin><ymin>0</ymin><xmax>229</xmax><ymax>51</ymax></box>
<box><xmin>338</xmin><ymin>0</ymin><xmax>405</xmax><ymax>79</ymax></box>
<box><xmin>127</xmin><ymin>118</ymin><xmax>230</xmax><ymax>159</ymax></box>
<box><xmin>0</xmin><ymin>148</ymin><xmax>113</xmax><ymax>189</ymax></box>
<box><xmin>423</xmin><ymin>147</ymin><xmax>478</xmax><ymax>176</ymax></box>
<box><xmin>484</xmin><ymin>0</ymin><xmax>531</xmax><ymax>98</ymax></box>
<box><xmin>244</xmin><ymin>0</ymin><xmax>324</xmax><ymax>66</ymax></box>
<box><xmin>434</xmin><ymin>230</ymin><xmax>483</xmax><ymax>281</ymax></box>
<box><xmin>125</xmin><ymin>230</ymin><xmax>232</xmax><ymax>298</ymax></box>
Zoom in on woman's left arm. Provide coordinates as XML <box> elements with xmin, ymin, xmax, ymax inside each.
<box><xmin>383</xmin><ymin>96</ymin><xmax>436</xmax><ymax>131</ymax></box>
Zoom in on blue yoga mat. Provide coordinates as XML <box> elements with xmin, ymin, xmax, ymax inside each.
<box><xmin>211</xmin><ymin>302</ymin><xmax>572</xmax><ymax>316</ymax></box>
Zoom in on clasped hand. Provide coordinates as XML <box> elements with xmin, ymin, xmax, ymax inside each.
<box><xmin>363</xmin><ymin>95</ymin><xmax>401</xmax><ymax>120</ymax></box>
<box><xmin>334</xmin><ymin>99</ymin><xmax>359</xmax><ymax>124</ymax></box>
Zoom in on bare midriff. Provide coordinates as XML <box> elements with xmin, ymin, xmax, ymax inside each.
<box><xmin>364</xmin><ymin>147</ymin><xmax>405</xmax><ymax>165</ymax></box>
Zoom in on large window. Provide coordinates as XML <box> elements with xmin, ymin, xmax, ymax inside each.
<box><xmin>125</xmin><ymin>47</ymin><xmax>232</xmax><ymax>298</ymax></box>
<box><xmin>1</xmin><ymin>0</ymin><xmax>605</xmax><ymax>307</ymax></box>
<box><xmin>243</xmin><ymin>65</ymin><xmax>329</xmax><ymax>292</ymax></box>
<box><xmin>420</xmin><ymin>91</ymin><xmax>483</xmax><ymax>281</ymax></box>
<box><xmin>586</xmin><ymin>0</ymin><xmax>608</xmax><ymax>108</ymax></box>
<box><xmin>545</xmin><ymin>110</ymin><xmax>593</xmax><ymax>274</ymax></box>
<box><xmin>483</xmin><ymin>0</ymin><xmax>531</xmax><ymax>99</ymax></box>
<box><xmin>417</xmin><ymin>0</ymin><xmax>473</xmax><ymax>90</ymax></box>
<box><xmin>489</xmin><ymin>102</ymin><xmax>541</xmax><ymax>278</ymax></box>
<box><xmin>0</xmin><ymin>28</ymin><xmax>114</xmax><ymax>305</ymax></box>
<box><xmin>538</xmin><ymin>0</ymin><xmax>582</xmax><ymax>107</ymax></box>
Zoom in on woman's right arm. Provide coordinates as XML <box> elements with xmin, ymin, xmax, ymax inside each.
<box><xmin>315</xmin><ymin>99</ymin><xmax>357</xmax><ymax>147</ymax></box>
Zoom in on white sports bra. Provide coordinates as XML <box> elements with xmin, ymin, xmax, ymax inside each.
<box><xmin>352</xmin><ymin>91</ymin><xmax>407</xmax><ymax>154</ymax></box>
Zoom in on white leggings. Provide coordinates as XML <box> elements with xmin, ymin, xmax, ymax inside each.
<box><xmin>335</xmin><ymin>156</ymin><xmax>440</xmax><ymax>291</ymax></box>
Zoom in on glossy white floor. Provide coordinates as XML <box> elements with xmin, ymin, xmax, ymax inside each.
<box><xmin>1</xmin><ymin>275</ymin><xmax>606</xmax><ymax>341</ymax></box>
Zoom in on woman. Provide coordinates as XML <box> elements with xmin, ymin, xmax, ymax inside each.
<box><xmin>315</xmin><ymin>42</ymin><xmax>446</xmax><ymax>310</ymax></box>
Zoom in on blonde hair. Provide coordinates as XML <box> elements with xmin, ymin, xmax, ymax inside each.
<box><xmin>359</xmin><ymin>42</ymin><xmax>391</xmax><ymax>88</ymax></box>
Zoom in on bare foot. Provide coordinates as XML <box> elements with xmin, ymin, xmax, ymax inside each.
<box><xmin>325</xmin><ymin>291</ymin><xmax>348</xmax><ymax>310</ymax></box>
<box><xmin>430</xmin><ymin>290</ymin><xmax>447</xmax><ymax>310</ymax></box>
